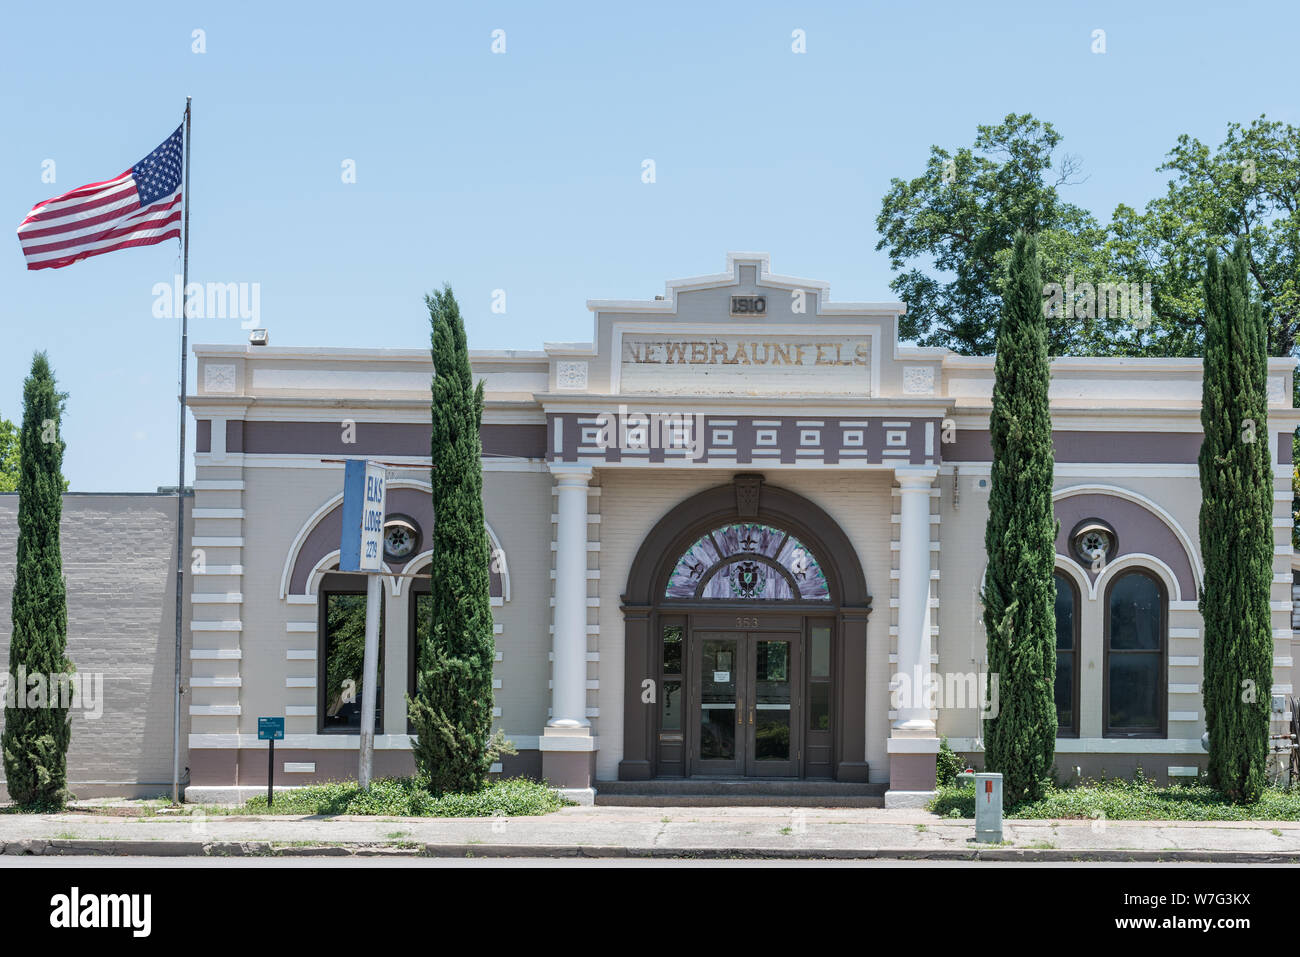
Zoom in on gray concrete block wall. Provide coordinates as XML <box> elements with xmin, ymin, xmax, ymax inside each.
<box><xmin>0</xmin><ymin>494</ymin><xmax>193</xmax><ymax>799</ymax></box>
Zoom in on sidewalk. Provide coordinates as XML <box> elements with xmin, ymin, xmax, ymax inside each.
<box><xmin>2</xmin><ymin>805</ymin><xmax>1299</xmax><ymax>860</ymax></box>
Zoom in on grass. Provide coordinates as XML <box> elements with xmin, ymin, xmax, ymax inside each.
<box><xmin>930</xmin><ymin>778</ymin><xmax>1300</xmax><ymax>821</ymax></box>
<box><xmin>238</xmin><ymin>776</ymin><xmax>569</xmax><ymax>817</ymax></box>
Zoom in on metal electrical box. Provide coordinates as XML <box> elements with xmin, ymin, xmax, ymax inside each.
<box><xmin>958</xmin><ymin>771</ymin><xmax>1003</xmax><ymax>843</ymax></box>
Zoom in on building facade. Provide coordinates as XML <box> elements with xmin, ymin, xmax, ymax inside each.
<box><xmin>181</xmin><ymin>253</ymin><xmax>1300</xmax><ymax>805</ymax></box>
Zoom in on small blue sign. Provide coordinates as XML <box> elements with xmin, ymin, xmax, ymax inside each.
<box><xmin>258</xmin><ymin>716</ymin><xmax>285</xmax><ymax>741</ymax></box>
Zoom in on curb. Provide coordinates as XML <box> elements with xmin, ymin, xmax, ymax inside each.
<box><xmin>4</xmin><ymin>840</ymin><xmax>1300</xmax><ymax>863</ymax></box>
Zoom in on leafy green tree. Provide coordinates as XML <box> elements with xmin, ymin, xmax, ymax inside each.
<box><xmin>2</xmin><ymin>354</ymin><xmax>73</xmax><ymax>808</ymax></box>
<box><xmin>1113</xmin><ymin>117</ymin><xmax>1299</xmax><ymax>357</ymax></box>
<box><xmin>981</xmin><ymin>232</ymin><xmax>1059</xmax><ymax>807</ymax></box>
<box><xmin>876</xmin><ymin>114</ymin><xmax>1125</xmax><ymax>355</ymax></box>
<box><xmin>1198</xmin><ymin>243</ymin><xmax>1274</xmax><ymax>803</ymax></box>
<box><xmin>408</xmin><ymin>285</ymin><xmax>503</xmax><ymax>794</ymax></box>
<box><xmin>0</xmin><ymin>415</ymin><xmax>17</xmax><ymax>493</ymax></box>
<box><xmin>877</xmin><ymin>114</ymin><xmax>1299</xmax><ymax>361</ymax></box>
<box><xmin>1</xmin><ymin>413</ymin><xmax>68</xmax><ymax>494</ymax></box>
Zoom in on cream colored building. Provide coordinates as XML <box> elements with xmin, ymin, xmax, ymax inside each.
<box><xmin>184</xmin><ymin>253</ymin><xmax>1300</xmax><ymax>805</ymax></box>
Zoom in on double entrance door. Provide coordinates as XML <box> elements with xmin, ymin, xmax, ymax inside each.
<box><xmin>692</xmin><ymin>630</ymin><xmax>800</xmax><ymax>776</ymax></box>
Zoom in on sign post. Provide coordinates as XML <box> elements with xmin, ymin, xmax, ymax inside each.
<box><xmin>258</xmin><ymin>716</ymin><xmax>284</xmax><ymax>806</ymax></box>
<box><xmin>339</xmin><ymin>459</ymin><xmax>388</xmax><ymax>789</ymax></box>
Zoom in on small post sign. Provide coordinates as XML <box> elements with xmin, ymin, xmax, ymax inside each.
<box><xmin>339</xmin><ymin>459</ymin><xmax>387</xmax><ymax>572</ymax></box>
<box><xmin>258</xmin><ymin>716</ymin><xmax>284</xmax><ymax>807</ymax></box>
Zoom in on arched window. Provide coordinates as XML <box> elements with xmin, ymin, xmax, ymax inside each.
<box><xmin>1104</xmin><ymin>569</ymin><xmax>1166</xmax><ymax>737</ymax></box>
<box><xmin>664</xmin><ymin>523</ymin><xmax>831</xmax><ymax>601</ymax></box>
<box><xmin>1053</xmin><ymin>571</ymin><xmax>1079</xmax><ymax>737</ymax></box>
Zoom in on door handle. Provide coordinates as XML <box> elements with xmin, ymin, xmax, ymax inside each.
<box><xmin>737</xmin><ymin>695</ymin><xmax>743</xmax><ymax>725</ymax></box>
<box><xmin>749</xmin><ymin>708</ymin><xmax>754</xmax><ymax>726</ymax></box>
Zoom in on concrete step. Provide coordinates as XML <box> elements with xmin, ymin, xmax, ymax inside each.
<box><xmin>593</xmin><ymin>778</ymin><xmax>886</xmax><ymax>807</ymax></box>
<box><xmin>594</xmin><ymin>794</ymin><xmax>885</xmax><ymax>808</ymax></box>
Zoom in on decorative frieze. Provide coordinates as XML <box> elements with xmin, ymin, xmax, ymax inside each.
<box><xmin>547</xmin><ymin>413</ymin><xmax>942</xmax><ymax>466</ymax></box>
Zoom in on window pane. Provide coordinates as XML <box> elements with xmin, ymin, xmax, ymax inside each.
<box><xmin>754</xmin><ymin>708</ymin><xmax>790</xmax><ymax>760</ymax></box>
<box><xmin>1109</xmin><ymin>573</ymin><xmax>1163</xmax><ymax>650</ymax></box>
<box><xmin>408</xmin><ymin>592</ymin><xmax>431</xmax><ymax>734</ymax></box>
<box><xmin>810</xmin><ymin>625</ymin><xmax>831</xmax><ymax>678</ymax></box>
<box><xmin>809</xmin><ymin>681</ymin><xmax>830</xmax><ymax>731</ymax></box>
<box><xmin>1054</xmin><ymin>651</ymin><xmax>1073</xmax><ymax>729</ymax></box>
<box><xmin>1054</xmin><ymin>573</ymin><xmax>1075</xmax><ymax>650</ymax></box>
<box><xmin>661</xmin><ymin>679</ymin><xmax>681</xmax><ymax>730</ymax></box>
<box><xmin>323</xmin><ymin>593</ymin><xmax>383</xmax><ymax>732</ymax></box>
<box><xmin>1108</xmin><ymin>654</ymin><xmax>1160</xmax><ymax>730</ymax></box>
<box><xmin>700</xmin><ymin>638</ymin><xmax>737</xmax><ymax>760</ymax></box>
<box><xmin>415</xmin><ymin>593</ymin><xmax>431</xmax><ymax>656</ymax></box>
<box><xmin>662</xmin><ymin>624</ymin><xmax>683</xmax><ymax>675</ymax></box>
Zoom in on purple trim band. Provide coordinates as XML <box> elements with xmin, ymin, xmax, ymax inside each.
<box><xmin>946</xmin><ymin>429</ymin><xmax>1203</xmax><ymax>464</ymax></box>
<box><xmin>223</xmin><ymin>421</ymin><xmax>544</xmax><ymax>458</ymax></box>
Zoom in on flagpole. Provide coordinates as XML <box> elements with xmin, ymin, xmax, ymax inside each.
<box><xmin>172</xmin><ymin>96</ymin><xmax>192</xmax><ymax>805</ymax></box>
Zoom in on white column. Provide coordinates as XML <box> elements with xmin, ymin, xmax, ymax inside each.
<box><xmin>548</xmin><ymin>464</ymin><xmax>592</xmax><ymax>730</ymax></box>
<box><xmin>894</xmin><ymin>466</ymin><xmax>938</xmax><ymax>734</ymax></box>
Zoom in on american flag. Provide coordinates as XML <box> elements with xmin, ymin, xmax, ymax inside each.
<box><xmin>16</xmin><ymin>125</ymin><xmax>183</xmax><ymax>271</ymax></box>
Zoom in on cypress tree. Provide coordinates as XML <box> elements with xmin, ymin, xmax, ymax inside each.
<box><xmin>2</xmin><ymin>353</ymin><xmax>73</xmax><ymax>808</ymax></box>
<box><xmin>1198</xmin><ymin>242</ymin><xmax>1273</xmax><ymax>803</ymax></box>
<box><xmin>981</xmin><ymin>231</ymin><xmax>1058</xmax><ymax>806</ymax></box>
<box><xmin>408</xmin><ymin>286</ymin><xmax>499</xmax><ymax>794</ymax></box>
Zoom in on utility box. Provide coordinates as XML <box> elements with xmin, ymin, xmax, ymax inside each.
<box><xmin>957</xmin><ymin>771</ymin><xmax>1003</xmax><ymax>843</ymax></box>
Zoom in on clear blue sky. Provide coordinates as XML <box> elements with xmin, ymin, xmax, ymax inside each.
<box><xmin>1</xmin><ymin>0</ymin><xmax>1295</xmax><ymax>490</ymax></box>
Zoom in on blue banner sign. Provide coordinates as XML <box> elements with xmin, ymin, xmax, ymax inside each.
<box><xmin>339</xmin><ymin>459</ymin><xmax>387</xmax><ymax>572</ymax></box>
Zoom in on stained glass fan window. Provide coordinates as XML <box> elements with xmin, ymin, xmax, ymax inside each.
<box><xmin>665</xmin><ymin>523</ymin><xmax>830</xmax><ymax>601</ymax></box>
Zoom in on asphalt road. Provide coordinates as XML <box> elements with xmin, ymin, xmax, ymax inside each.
<box><xmin>0</xmin><ymin>856</ymin><xmax>1283</xmax><ymax>867</ymax></box>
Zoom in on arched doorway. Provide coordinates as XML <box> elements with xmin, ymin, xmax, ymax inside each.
<box><xmin>619</xmin><ymin>476</ymin><xmax>872</xmax><ymax>782</ymax></box>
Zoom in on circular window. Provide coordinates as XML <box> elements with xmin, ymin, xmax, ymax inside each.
<box><xmin>382</xmin><ymin>516</ymin><xmax>420</xmax><ymax>561</ymax></box>
<box><xmin>1070</xmin><ymin>518</ymin><xmax>1116</xmax><ymax>566</ymax></box>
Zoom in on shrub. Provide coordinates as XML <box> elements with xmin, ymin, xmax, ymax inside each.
<box><xmin>240</xmin><ymin>775</ymin><xmax>568</xmax><ymax>817</ymax></box>
<box><xmin>935</xmin><ymin>736</ymin><xmax>964</xmax><ymax>786</ymax></box>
